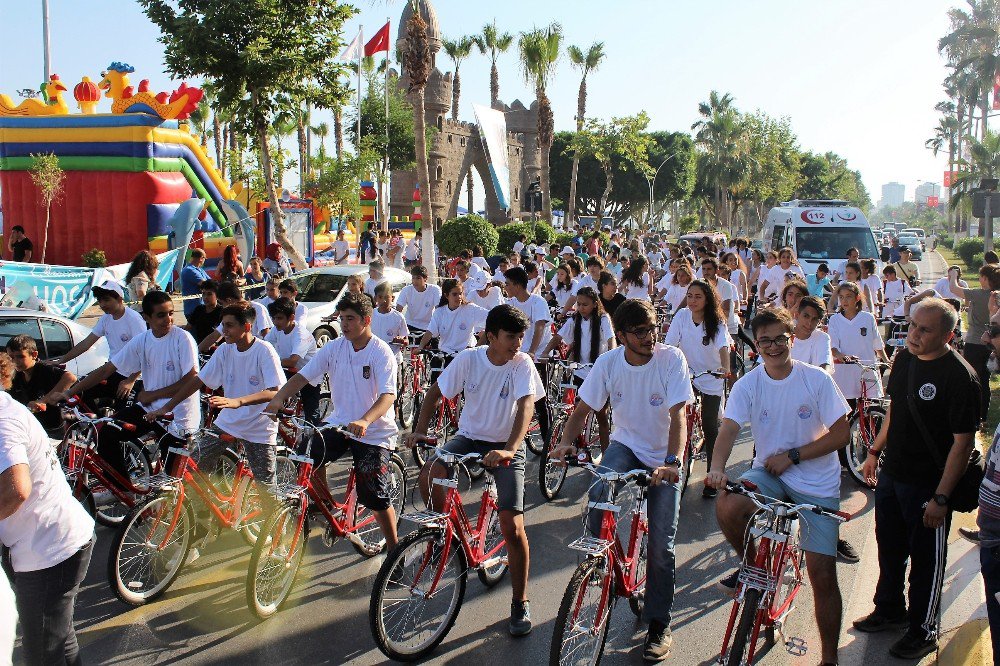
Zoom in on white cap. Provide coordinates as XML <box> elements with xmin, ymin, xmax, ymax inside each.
<box><xmin>534</xmin><ymin>246</ymin><xmax>547</xmax><ymax>255</ymax></box>
<box><xmin>466</xmin><ymin>273</ymin><xmax>489</xmax><ymax>292</ymax></box>
<box><xmin>92</xmin><ymin>280</ymin><xmax>124</xmax><ymax>299</ymax></box>
<box><xmin>561</xmin><ymin>245</ymin><xmax>574</xmax><ymax>255</ymax></box>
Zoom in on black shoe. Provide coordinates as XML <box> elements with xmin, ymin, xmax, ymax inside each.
<box><xmin>837</xmin><ymin>538</ymin><xmax>860</xmax><ymax>564</ymax></box>
<box><xmin>702</xmin><ymin>485</ymin><xmax>718</xmax><ymax>499</ymax></box>
<box><xmin>889</xmin><ymin>629</ymin><xmax>937</xmax><ymax>659</ymax></box>
<box><xmin>715</xmin><ymin>569</ymin><xmax>740</xmax><ymax>596</ymax></box>
<box><xmin>852</xmin><ymin>611</ymin><xmax>908</xmax><ymax>633</ymax></box>
<box><xmin>959</xmin><ymin>527</ymin><xmax>982</xmax><ymax>545</ymax></box>
<box><xmin>642</xmin><ymin>621</ymin><xmax>672</xmax><ymax>662</ymax></box>
<box><xmin>509</xmin><ymin>600</ymin><xmax>532</xmax><ymax>636</ymax></box>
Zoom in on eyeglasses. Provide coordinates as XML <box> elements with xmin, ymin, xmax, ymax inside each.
<box><xmin>624</xmin><ymin>326</ymin><xmax>657</xmax><ymax>340</ymax></box>
<box><xmin>755</xmin><ymin>335</ymin><xmax>790</xmax><ymax>349</ymax></box>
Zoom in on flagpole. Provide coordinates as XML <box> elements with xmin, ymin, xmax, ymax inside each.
<box><xmin>384</xmin><ymin>17</ymin><xmax>391</xmax><ymax>231</ymax></box>
<box><xmin>357</xmin><ymin>25</ymin><xmax>363</xmax><ymax>159</ymax></box>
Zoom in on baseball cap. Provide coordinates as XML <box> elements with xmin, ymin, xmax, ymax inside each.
<box><xmin>466</xmin><ymin>273</ymin><xmax>489</xmax><ymax>291</ymax></box>
<box><xmin>92</xmin><ymin>280</ymin><xmax>124</xmax><ymax>299</ymax></box>
<box><xmin>561</xmin><ymin>245</ymin><xmax>574</xmax><ymax>255</ymax></box>
<box><xmin>534</xmin><ymin>246</ymin><xmax>547</xmax><ymax>255</ymax></box>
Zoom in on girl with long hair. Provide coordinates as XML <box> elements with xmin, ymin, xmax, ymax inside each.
<box><xmin>598</xmin><ymin>270</ymin><xmax>626</xmax><ymax>317</ymax></box>
<box><xmin>550</xmin><ymin>264</ymin><xmax>577</xmax><ymax>309</ymax></box>
<box><xmin>828</xmin><ymin>281</ymin><xmax>888</xmax><ymax>411</ymax></box>
<box><xmin>780</xmin><ymin>279</ymin><xmax>809</xmax><ymax>319</ymax></box>
<box><xmin>417</xmin><ymin>278</ymin><xmax>487</xmax><ymax>356</ymax></box>
<box><xmin>124</xmin><ymin>250</ymin><xmax>159</xmax><ymax>303</ymax></box>
<box><xmin>216</xmin><ymin>245</ymin><xmax>245</xmax><ymax>284</ymax></box>
<box><xmin>663</xmin><ymin>264</ymin><xmax>693</xmax><ymax>312</ymax></box>
<box><xmin>621</xmin><ymin>254</ymin><xmax>651</xmax><ymax>301</ymax></box>
<box><xmin>721</xmin><ymin>252</ymin><xmax>749</xmax><ymax>314</ymax></box>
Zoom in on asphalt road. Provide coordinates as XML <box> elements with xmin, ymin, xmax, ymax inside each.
<box><xmin>21</xmin><ymin>253</ymin><xmax>944</xmax><ymax>665</ymax></box>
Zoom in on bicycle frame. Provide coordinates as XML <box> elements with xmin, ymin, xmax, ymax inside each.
<box><xmin>65</xmin><ymin>433</ymin><xmax>145</xmax><ymax>506</ymax></box>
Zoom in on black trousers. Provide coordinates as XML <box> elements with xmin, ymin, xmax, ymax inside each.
<box><xmin>534</xmin><ymin>362</ymin><xmax>551</xmax><ymax>445</ymax></box>
<box><xmin>964</xmin><ymin>343</ymin><xmax>991</xmax><ymax>420</ymax></box>
<box><xmin>299</xmin><ymin>381</ymin><xmax>323</xmax><ymax>425</ymax></box>
<box><xmin>97</xmin><ymin>404</ymin><xmax>181</xmax><ymax>478</ymax></box>
<box><xmin>873</xmin><ymin>473</ymin><xmax>952</xmax><ymax>640</ymax></box>
<box><xmin>700</xmin><ymin>393</ymin><xmax>722</xmax><ymax>471</ymax></box>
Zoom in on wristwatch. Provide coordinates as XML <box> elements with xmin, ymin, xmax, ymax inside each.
<box><xmin>933</xmin><ymin>494</ymin><xmax>949</xmax><ymax>507</ymax></box>
<box><xmin>787</xmin><ymin>448</ymin><xmax>801</xmax><ymax>465</ymax></box>
<box><xmin>664</xmin><ymin>454</ymin><xmax>681</xmax><ymax>467</ymax></box>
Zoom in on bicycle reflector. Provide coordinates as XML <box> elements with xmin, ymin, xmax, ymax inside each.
<box><xmin>122</xmin><ymin>422</ymin><xmax>137</xmax><ymax>432</ymax></box>
<box><xmin>834</xmin><ymin>510</ymin><xmax>853</xmax><ymax>521</ymax></box>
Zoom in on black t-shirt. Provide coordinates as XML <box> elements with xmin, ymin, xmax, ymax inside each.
<box><xmin>880</xmin><ymin>348</ymin><xmax>981</xmax><ymax>488</ymax></box>
<box><xmin>11</xmin><ymin>237</ymin><xmax>33</xmax><ymax>262</ymax></box>
<box><xmin>600</xmin><ymin>293</ymin><xmax>627</xmax><ymax>319</ymax></box>
<box><xmin>11</xmin><ymin>363</ymin><xmax>65</xmax><ymax>430</ymax></box>
<box><xmin>187</xmin><ymin>304</ymin><xmax>223</xmax><ymax>343</ymax></box>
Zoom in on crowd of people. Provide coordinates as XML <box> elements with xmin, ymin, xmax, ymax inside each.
<box><xmin>1</xmin><ymin>223</ymin><xmax>998</xmax><ymax>665</ymax></box>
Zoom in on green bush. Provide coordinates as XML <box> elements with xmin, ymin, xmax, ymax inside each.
<box><xmin>677</xmin><ymin>214</ymin><xmax>699</xmax><ymax>235</ymax></box>
<box><xmin>938</xmin><ymin>235</ymin><xmax>954</xmax><ymax>249</ymax></box>
<box><xmin>436</xmin><ymin>214</ymin><xmax>499</xmax><ymax>258</ymax></box>
<box><xmin>955</xmin><ymin>237</ymin><xmax>985</xmax><ymax>270</ymax></box>
<box><xmin>81</xmin><ymin>248</ymin><xmax>107</xmax><ymax>267</ymax></box>
<box><xmin>532</xmin><ymin>221</ymin><xmax>557</xmax><ymax>247</ymax></box>
<box><xmin>971</xmin><ymin>253</ymin><xmax>985</xmax><ymax>271</ymax></box>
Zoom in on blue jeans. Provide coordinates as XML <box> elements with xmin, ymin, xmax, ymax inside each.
<box><xmin>587</xmin><ymin>440</ymin><xmax>681</xmax><ymax>626</ymax></box>
<box><xmin>981</xmin><ymin>544</ymin><xmax>1000</xmax><ymax>660</ymax></box>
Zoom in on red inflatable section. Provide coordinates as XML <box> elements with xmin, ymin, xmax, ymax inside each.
<box><xmin>0</xmin><ymin>170</ymin><xmax>192</xmax><ymax>266</ymax></box>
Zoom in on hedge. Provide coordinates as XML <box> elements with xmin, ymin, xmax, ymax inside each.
<box><xmin>436</xmin><ymin>214</ymin><xmax>499</xmax><ymax>258</ymax></box>
<box><xmin>955</xmin><ymin>237</ymin><xmax>985</xmax><ymax>271</ymax></box>
<box><xmin>497</xmin><ymin>221</ymin><xmax>557</xmax><ymax>254</ymax></box>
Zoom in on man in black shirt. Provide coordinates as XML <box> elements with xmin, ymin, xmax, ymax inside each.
<box><xmin>854</xmin><ymin>298</ymin><xmax>980</xmax><ymax>659</ymax></box>
<box><xmin>7</xmin><ymin>225</ymin><xmax>33</xmax><ymax>262</ymax></box>
<box><xmin>184</xmin><ymin>279</ymin><xmax>222</xmax><ymax>343</ymax></box>
<box><xmin>6</xmin><ymin>334</ymin><xmax>76</xmax><ymax>436</ymax></box>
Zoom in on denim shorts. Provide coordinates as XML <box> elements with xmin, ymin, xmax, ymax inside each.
<box><xmin>434</xmin><ymin>435</ymin><xmax>525</xmax><ymax>513</ymax></box>
<box><xmin>739</xmin><ymin>467</ymin><xmax>840</xmax><ymax>557</ymax></box>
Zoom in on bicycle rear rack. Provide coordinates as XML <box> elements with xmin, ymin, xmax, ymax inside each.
<box><xmin>274</xmin><ymin>482</ymin><xmax>307</xmax><ymax>501</ymax></box>
<box><xmin>568</xmin><ymin>535</ymin><xmax>614</xmax><ymax>555</ymax></box>
<box><xmin>146</xmin><ymin>473</ymin><xmax>180</xmax><ymax>491</ymax></box>
<box><xmin>737</xmin><ymin>564</ymin><xmax>778</xmax><ymax>593</ymax></box>
<box><xmin>404</xmin><ymin>510</ymin><xmax>450</xmax><ymax>527</ymax></box>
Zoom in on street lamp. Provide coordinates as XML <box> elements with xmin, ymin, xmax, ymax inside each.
<box><xmin>645</xmin><ymin>151</ymin><xmax>683</xmax><ymax>231</ymax></box>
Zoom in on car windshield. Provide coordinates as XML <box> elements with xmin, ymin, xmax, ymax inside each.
<box><xmin>296</xmin><ymin>273</ymin><xmax>349</xmax><ymax>302</ymax></box>
<box><xmin>795</xmin><ymin>227</ymin><xmax>880</xmax><ymax>261</ymax></box>
<box><xmin>898</xmin><ymin>236</ymin><xmax>919</xmax><ymax>245</ymax></box>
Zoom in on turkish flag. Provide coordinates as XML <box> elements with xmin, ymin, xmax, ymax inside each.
<box><xmin>365</xmin><ymin>22</ymin><xmax>391</xmax><ymax>57</ymax></box>
<box><xmin>944</xmin><ymin>171</ymin><xmax>954</xmax><ymax>187</ymax></box>
<box><xmin>927</xmin><ymin>195</ymin><xmax>939</xmax><ymax>207</ymax></box>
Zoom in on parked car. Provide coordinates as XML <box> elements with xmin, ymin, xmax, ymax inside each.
<box><xmin>896</xmin><ymin>234</ymin><xmax>924</xmax><ymax>260</ymax></box>
<box><xmin>0</xmin><ymin>308</ymin><xmax>110</xmax><ymax>377</ymax></box>
<box><xmin>292</xmin><ymin>266</ymin><xmax>411</xmax><ymax>346</ymax></box>
<box><xmin>901</xmin><ymin>227</ymin><xmax>927</xmax><ymax>250</ymax></box>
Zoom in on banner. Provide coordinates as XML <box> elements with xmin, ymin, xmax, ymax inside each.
<box><xmin>0</xmin><ymin>249</ymin><xmax>180</xmax><ymax>320</ymax></box>
<box><xmin>927</xmin><ymin>195</ymin><xmax>940</xmax><ymax>207</ymax></box>
<box><xmin>944</xmin><ymin>170</ymin><xmax>956</xmax><ymax>188</ymax></box>
<box><xmin>473</xmin><ymin>103</ymin><xmax>511</xmax><ymax>209</ymax></box>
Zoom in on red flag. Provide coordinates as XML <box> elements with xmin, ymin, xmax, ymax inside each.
<box><xmin>365</xmin><ymin>22</ymin><xmax>390</xmax><ymax>57</ymax></box>
<box><xmin>927</xmin><ymin>195</ymin><xmax>939</xmax><ymax>207</ymax></box>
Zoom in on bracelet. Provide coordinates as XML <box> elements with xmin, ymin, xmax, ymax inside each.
<box><xmin>866</xmin><ymin>446</ymin><xmax>881</xmax><ymax>457</ymax></box>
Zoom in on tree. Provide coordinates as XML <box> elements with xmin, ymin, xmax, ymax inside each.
<box><xmin>927</xmin><ymin>114</ymin><xmax>961</xmax><ymax>233</ymax></box>
<box><xmin>442</xmin><ymin>36</ymin><xmax>474</xmax><ymax>121</ymax></box>
<box><xmin>939</xmin><ymin>1</ymin><xmax>1000</xmax><ymax>142</ymax></box>
<box><xmin>312</xmin><ymin>121</ymin><xmax>330</xmax><ymax>164</ymax></box>
<box><xmin>735</xmin><ymin>112</ymin><xmax>802</xmax><ymax>225</ymax></box>
<box><xmin>568</xmin><ymin>113</ymin><xmax>651</xmax><ymax>220</ymax></box>
<box><xmin>139</xmin><ymin>0</ymin><xmax>355</xmax><ymax>270</ymax></box>
<box><xmin>519</xmin><ymin>23</ymin><xmax>563</xmax><ymax>223</ymax></box>
<box><xmin>566</xmin><ymin>42</ymin><xmax>605</xmax><ymax>225</ymax></box>
<box><xmin>473</xmin><ymin>20</ymin><xmax>514</xmax><ymax>107</ymax></box>
<box><xmin>691</xmin><ymin>90</ymin><xmax>747</xmax><ymax>233</ymax></box>
<box><xmin>29</xmin><ymin>152</ymin><xmax>64</xmax><ymax>263</ymax></box>
<box><xmin>306</xmin><ymin>149</ymin><xmax>380</xmax><ymax>226</ymax></box>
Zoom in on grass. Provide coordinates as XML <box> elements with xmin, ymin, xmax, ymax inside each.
<box><xmin>936</xmin><ymin>245</ymin><xmax>1000</xmax><ymax>436</ymax></box>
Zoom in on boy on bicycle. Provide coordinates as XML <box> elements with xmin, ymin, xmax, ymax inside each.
<box><xmin>265</xmin><ymin>292</ymin><xmax>400</xmax><ymax>550</ymax></box>
<box><xmin>265</xmin><ymin>297</ymin><xmax>320</xmax><ymax>423</ymax></box>
<box><xmin>552</xmin><ymin>298</ymin><xmax>693</xmax><ymax>662</ymax></box>
<box><xmin>197</xmin><ymin>282</ymin><xmax>273</xmax><ymax>353</ymax></box>
<box><xmin>707</xmin><ymin>307</ymin><xmax>850</xmax><ymax>666</ymax></box>
<box><xmin>407</xmin><ymin>304</ymin><xmax>545</xmax><ymax>638</ymax></box>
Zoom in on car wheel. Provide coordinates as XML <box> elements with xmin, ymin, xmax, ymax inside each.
<box><xmin>313</xmin><ymin>326</ymin><xmax>337</xmax><ymax>348</ymax></box>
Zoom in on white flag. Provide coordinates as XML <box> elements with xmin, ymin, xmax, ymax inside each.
<box><xmin>340</xmin><ymin>30</ymin><xmax>362</xmax><ymax>62</ymax></box>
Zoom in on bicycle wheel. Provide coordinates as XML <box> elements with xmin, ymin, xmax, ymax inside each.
<box><xmin>539</xmin><ymin>417</ymin><xmax>568</xmax><ymax>501</ymax></box>
<box><xmin>725</xmin><ymin>587</ymin><xmax>763</xmax><ymax>666</ymax></box>
<box><xmin>477</xmin><ymin>501</ymin><xmax>508</xmax><ymax>586</ymax></box>
<box><xmin>92</xmin><ymin>439</ymin><xmax>152</xmax><ymax>527</ymax></box>
<box><xmin>246</xmin><ymin>500</ymin><xmax>310</xmax><ymax>619</ymax></box>
<box><xmin>397</xmin><ymin>365</ymin><xmax>415</xmax><ymax>428</ymax></box>
<box><xmin>770</xmin><ymin>546</ymin><xmax>801</xmax><ymax>627</ymax></box>
<box><xmin>583</xmin><ymin>412</ymin><xmax>604</xmax><ymax>466</ymax></box>
<box><xmin>550</xmin><ymin>557</ymin><xmax>614</xmax><ymax>666</ymax></box>
<box><xmin>525</xmin><ymin>412</ymin><xmax>545</xmax><ymax>456</ymax></box>
<box><xmin>411</xmin><ymin>392</ymin><xmax>428</xmax><ymax>468</ymax></box>
<box><xmin>628</xmin><ymin>516</ymin><xmax>649</xmax><ymax>618</ymax></box>
<box><xmin>351</xmin><ymin>454</ymin><xmax>408</xmax><ymax>557</ymax></box>
<box><xmin>275</xmin><ymin>447</ymin><xmax>297</xmax><ymax>486</ymax></box>
<box><xmin>108</xmin><ymin>490</ymin><xmax>193</xmax><ymax>605</ymax></box>
<box><xmin>235</xmin><ymin>474</ymin><xmax>267</xmax><ymax>546</ymax></box>
<box><xmin>214</xmin><ymin>447</ymin><xmax>241</xmax><ymax>496</ymax></box>
<box><xmin>370</xmin><ymin>529</ymin><xmax>468</xmax><ymax>662</ymax></box>
<box><xmin>846</xmin><ymin>407</ymin><xmax>885</xmax><ymax>487</ymax></box>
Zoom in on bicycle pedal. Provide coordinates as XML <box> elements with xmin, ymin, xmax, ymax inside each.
<box><xmin>785</xmin><ymin>637</ymin><xmax>807</xmax><ymax>656</ymax></box>
<box><xmin>322</xmin><ymin>526</ymin><xmax>336</xmax><ymax>548</ymax></box>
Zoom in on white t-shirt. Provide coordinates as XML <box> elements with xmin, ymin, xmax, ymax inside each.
<box><xmin>756</xmin><ymin>263</ymin><xmax>775</xmax><ymax>290</ymax></box>
<box><xmin>91</xmin><ymin>307</ymin><xmax>147</xmax><ymax>356</ymax></box>
<box><xmin>933</xmin><ymin>276</ymin><xmax>967</xmax><ymax>299</ymax></box>
<box><xmin>428</xmin><ymin>303</ymin><xmax>488</xmax><ymax>354</ymax></box>
<box><xmin>664</xmin><ymin>307</ymin><xmax>731</xmax><ymax>395</ymax></box>
<box><xmin>763</xmin><ymin>264</ymin><xmax>805</xmax><ymax>299</ymax></box>
<box><xmin>576</xmin><ymin>274</ymin><xmax>599</xmax><ymax>293</ymax></box>
<box><xmin>364</xmin><ymin>276</ymin><xmax>387</xmax><ymax>297</ymax></box>
<box><xmin>436</xmin><ymin>347</ymin><xmax>545</xmax><ymax>443</ymax></box>
<box><xmin>646</xmin><ymin>251</ymin><xmax>664</xmax><ymax>269</ymax></box>
<box><xmin>112</xmin><ymin>327</ymin><xmax>200</xmax><ymax>432</ymax></box>
<box><xmin>299</xmin><ymin>335</ymin><xmax>398</xmax><ymax>448</ymax></box>
<box><xmin>264</xmin><ymin>323</ymin><xmax>316</xmax><ymax>371</ymax></box>
<box><xmin>861</xmin><ymin>275</ymin><xmax>882</xmax><ymax>313</ymax></box>
<box><xmin>0</xmin><ymin>393</ymin><xmax>94</xmax><ymax>572</ymax></box>
<box><xmin>200</xmin><ymin>339</ymin><xmax>284</xmax><ymax>443</ymax></box>
<box><xmin>493</xmin><ymin>269</ymin><xmax>508</xmax><ymax>284</ymax></box>
<box><xmin>664</xmin><ymin>284</ymin><xmax>689</xmax><ymax>312</ymax></box>
<box><xmin>213</xmin><ymin>300</ymin><xmax>274</xmax><ymax>338</ymax></box>
<box><xmin>471</xmin><ymin>257</ymin><xmax>490</xmax><ymax>271</ymax></box>
<box><xmin>790</xmin><ymin>330</ymin><xmax>834</xmax><ymax>369</ymax></box>
<box><xmin>655</xmin><ymin>272</ymin><xmax>673</xmax><ymax>294</ymax></box>
<box><xmin>512</xmin><ymin>240</ymin><xmax>525</xmax><ymax>255</ymax></box>
<box><xmin>507</xmin><ymin>294</ymin><xmax>551</xmax><ymax>358</ymax></box>
<box><xmin>578</xmin><ymin>345</ymin><xmax>694</xmax><ymax>469</ymax></box>
<box><xmin>372</xmin><ymin>308</ymin><xmax>409</xmax><ymax>359</ymax></box>
<box><xmin>883</xmin><ymin>279</ymin><xmax>913</xmax><ymax>316</ymax></box>
<box><xmin>466</xmin><ymin>286</ymin><xmax>503</xmax><ymax>310</ymax></box>
<box><xmin>828</xmin><ymin>310</ymin><xmax>884</xmax><ymax>399</ymax></box>
<box><xmin>724</xmin><ymin>361</ymin><xmax>850</xmax><ymax>498</ymax></box>
<box><xmin>557</xmin><ymin>314</ymin><xmax>614</xmax><ymax>379</ymax></box>
<box><xmin>331</xmin><ymin>240</ymin><xmax>350</xmax><ymax>263</ymax></box>
<box><xmin>622</xmin><ymin>273</ymin><xmax>651</xmax><ymax>301</ymax></box>
<box><xmin>396</xmin><ymin>283</ymin><xmax>441</xmax><ymax>330</ymax></box>
<box><xmin>551</xmin><ymin>280</ymin><xmax>579</xmax><ymax>308</ymax></box>
<box><xmin>404</xmin><ymin>239</ymin><xmax>420</xmax><ymax>261</ymax></box>
<box><xmin>713</xmin><ymin>277</ymin><xmax>740</xmax><ymax>333</ymax></box>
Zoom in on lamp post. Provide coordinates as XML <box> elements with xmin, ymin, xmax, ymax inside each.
<box><xmin>41</xmin><ymin>0</ymin><xmax>51</xmax><ymax>81</ymax></box>
<box><xmin>645</xmin><ymin>151</ymin><xmax>682</xmax><ymax>232</ymax></box>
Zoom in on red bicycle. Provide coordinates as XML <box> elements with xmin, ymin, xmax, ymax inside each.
<box><xmin>246</xmin><ymin>419</ymin><xmax>407</xmax><ymax>619</ymax></box>
<box><xmin>369</xmin><ymin>440</ymin><xmax>509</xmax><ymax>661</ymax></box>
<box><xmin>549</xmin><ymin>460</ymin><xmax>650</xmax><ymax>664</ymax></box>
<box><xmin>539</xmin><ymin>359</ymin><xmax>600</xmax><ymax>500</ymax></box>
<box><xmin>836</xmin><ymin>359</ymin><xmax>888</xmax><ymax>487</ymax></box>
<box><xmin>681</xmin><ymin>370</ymin><xmax>727</xmax><ymax>496</ymax></box>
<box><xmin>717</xmin><ymin>481</ymin><xmax>851</xmax><ymax>665</ymax></box>
<box><xmin>410</xmin><ymin>349</ymin><xmax>463</xmax><ymax>468</ymax></box>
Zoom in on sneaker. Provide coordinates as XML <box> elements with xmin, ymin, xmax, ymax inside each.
<box><xmin>184</xmin><ymin>547</ymin><xmax>201</xmax><ymax>566</ymax></box>
<box><xmin>642</xmin><ymin>621</ymin><xmax>672</xmax><ymax>662</ymax></box>
<box><xmin>509</xmin><ymin>600</ymin><xmax>532</xmax><ymax>637</ymax></box>
<box><xmin>889</xmin><ymin>629</ymin><xmax>937</xmax><ymax>659</ymax></box>
<box><xmin>852</xmin><ymin>611</ymin><xmax>909</xmax><ymax>633</ymax></box>
<box><xmin>715</xmin><ymin>569</ymin><xmax>740</xmax><ymax>597</ymax></box>
<box><xmin>702</xmin><ymin>485</ymin><xmax>718</xmax><ymax>499</ymax></box>
<box><xmin>837</xmin><ymin>538</ymin><xmax>860</xmax><ymax>564</ymax></box>
<box><xmin>959</xmin><ymin>527</ymin><xmax>981</xmax><ymax>545</ymax></box>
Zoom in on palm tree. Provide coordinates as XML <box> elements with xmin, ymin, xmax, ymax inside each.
<box><xmin>566</xmin><ymin>42</ymin><xmax>605</xmax><ymax>224</ymax></box>
<box><xmin>473</xmin><ymin>20</ymin><xmax>514</xmax><ymax>107</ymax></box>
<box><xmin>519</xmin><ymin>23</ymin><xmax>563</xmax><ymax>223</ymax></box>
<box><xmin>442</xmin><ymin>36</ymin><xmax>474</xmax><ymax>121</ymax></box>
<box><xmin>927</xmin><ymin>114</ymin><xmax>961</xmax><ymax>233</ymax></box>
<box><xmin>312</xmin><ymin>121</ymin><xmax>330</xmax><ymax>164</ymax></box>
<box><xmin>334</xmin><ymin>105</ymin><xmax>344</xmax><ymax>159</ymax></box>
<box><xmin>692</xmin><ymin>90</ymin><xmax>741</xmax><ymax>231</ymax></box>
<box><xmin>953</xmin><ymin>129</ymin><xmax>1000</xmax><ymax>248</ymax></box>
<box><xmin>940</xmin><ymin>2</ymin><xmax>1000</xmax><ymax>141</ymax></box>
<box><xmin>190</xmin><ymin>101</ymin><xmax>212</xmax><ymax>148</ymax></box>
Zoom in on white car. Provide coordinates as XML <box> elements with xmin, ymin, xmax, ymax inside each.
<box><xmin>291</xmin><ymin>266</ymin><xmax>412</xmax><ymax>346</ymax></box>
<box><xmin>0</xmin><ymin>308</ymin><xmax>110</xmax><ymax>376</ymax></box>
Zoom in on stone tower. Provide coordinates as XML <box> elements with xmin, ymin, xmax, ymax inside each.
<box><xmin>390</xmin><ymin>0</ymin><xmax>539</xmax><ymax>228</ymax></box>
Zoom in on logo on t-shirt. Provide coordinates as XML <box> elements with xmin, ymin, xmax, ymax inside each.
<box><xmin>797</xmin><ymin>405</ymin><xmax>813</xmax><ymax>420</ymax></box>
<box><xmin>467</xmin><ymin>381</ymin><xmax>479</xmax><ymax>393</ymax></box>
<box><xmin>120</xmin><ymin>333</ymin><xmax>130</xmax><ymax>342</ymax></box>
<box><xmin>760</xmin><ymin>409</ymin><xmax>770</xmax><ymax>424</ymax></box>
<box><xmin>165</xmin><ymin>360</ymin><xmax>175</xmax><ymax>372</ymax></box>
<box><xmin>363</xmin><ymin>365</ymin><xmax>371</xmax><ymax>379</ymax></box>
<box><xmin>459</xmin><ymin>322</ymin><xmax>468</xmax><ymax>331</ymax></box>
<box><xmin>249</xmin><ymin>375</ymin><xmax>260</xmax><ymax>387</ymax></box>
<box><xmin>860</xmin><ymin>327</ymin><xmax>868</xmax><ymax>337</ymax></box>
<box><xmin>919</xmin><ymin>383</ymin><xmax>937</xmax><ymax>400</ymax></box>
<box><xmin>649</xmin><ymin>393</ymin><xmax>664</xmax><ymax>407</ymax></box>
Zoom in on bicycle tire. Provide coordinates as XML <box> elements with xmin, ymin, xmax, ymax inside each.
<box><xmin>846</xmin><ymin>407</ymin><xmax>885</xmax><ymax>487</ymax></box>
<box><xmin>397</xmin><ymin>364</ymin><xmax>415</xmax><ymax>428</ymax></box>
<box><xmin>92</xmin><ymin>439</ymin><xmax>152</xmax><ymax>527</ymax></box>
<box><xmin>539</xmin><ymin>418</ymin><xmax>569</xmax><ymax>501</ymax></box>
<box><xmin>525</xmin><ymin>412</ymin><xmax>545</xmax><ymax>456</ymax></box>
<box><xmin>476</xmin><ymin>502</ymin><xmax>509</xmax><ymax>586</ymax></box>
<box><xmin>725</xmin><ymin>586</ymin><xmax>762</xmax><ymax>666</ymax></box>
<box><xmin>628</xmin><ymin>517</ymin><xmax>649</xmax><ymax>618</ymax></box>
<box><xmin>246</xmin><ymin>500</ymin><xmax>310</xmax><ymax>619</ymax></box>
<box><xmin>235</xmin><ymin>474</ymin><xmax>266</xmax><ymax>546</ymax></box>
<box><xmin>411</xmin><ymin>392</ymin><xmax>427</xmax><ymax>468</ymax></box>
<box><xmin>108</xmin><ymin>490</ymin><xmax>194</xmax><ymax>605</ymax></box>
<box><xmin>549</xmin><ymin>557</ymin><xmax>614</xmax><ymax>666</ymax></box>
<box><xmin>370</xmin><ymin>528</ymin><xmax>468</xmax><ymax>662</ymax></box>
<box><xmin>351</xmin><ymin>454</ymin><xmax>408</xmax><ymax>557</ymax></box>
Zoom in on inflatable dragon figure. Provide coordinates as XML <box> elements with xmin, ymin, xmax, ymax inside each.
<box><xmin>98</xmin><ymin>62</ymin><xmax>203</xmax><ymax>120</ymax></box>
<box><xmin>0</xmin><ymin>74</ymin><xmax>69</xmax><ymax>117</ymax></box>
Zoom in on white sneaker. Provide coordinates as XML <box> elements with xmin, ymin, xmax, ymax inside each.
<box><xmin>185</xmin><ymin>548</ymin><xmax>201</xmax><ymax>566</ymax></box>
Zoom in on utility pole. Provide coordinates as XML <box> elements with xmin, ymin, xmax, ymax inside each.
<box><xmin>41</xmin><ymin>0</ymin><xmax>51</xmax><ymax>82</ymax></box>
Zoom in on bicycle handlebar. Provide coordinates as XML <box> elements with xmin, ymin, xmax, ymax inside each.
<box><xmin>411</xmin><ymin>440</ymin><xmax>511</xmax><ymax>467</ymax></box>
<box><xmin>724</xmin><ymin>481</ymin><xmax>852</xmax><ymax>522</ymax></box>
<box><xmin>691</xmin><ymin>370</ymin><xmax>729</xmax><ymax>379</ymax></box>
<box><xmin>574</xmin><ymin>460</ymin><xmax>651</xmax><ymax>486</ymax></box>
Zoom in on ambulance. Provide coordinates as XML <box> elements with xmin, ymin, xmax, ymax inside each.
<box><xmin>761</xmin><ymin>199</ymin><xmax>880</xmax><ymax>274</ymax></box>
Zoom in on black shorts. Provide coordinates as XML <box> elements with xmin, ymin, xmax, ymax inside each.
<box><xmin>306</xmin><ymin>429</ymin><xmax>395</xmax><ymax>511</ymax></box>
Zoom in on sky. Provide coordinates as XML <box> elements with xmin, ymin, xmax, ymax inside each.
<box><xmin>0</xmin><ymin>0</ymin><xmax>956</xmax><ymax>208</ymax></box>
